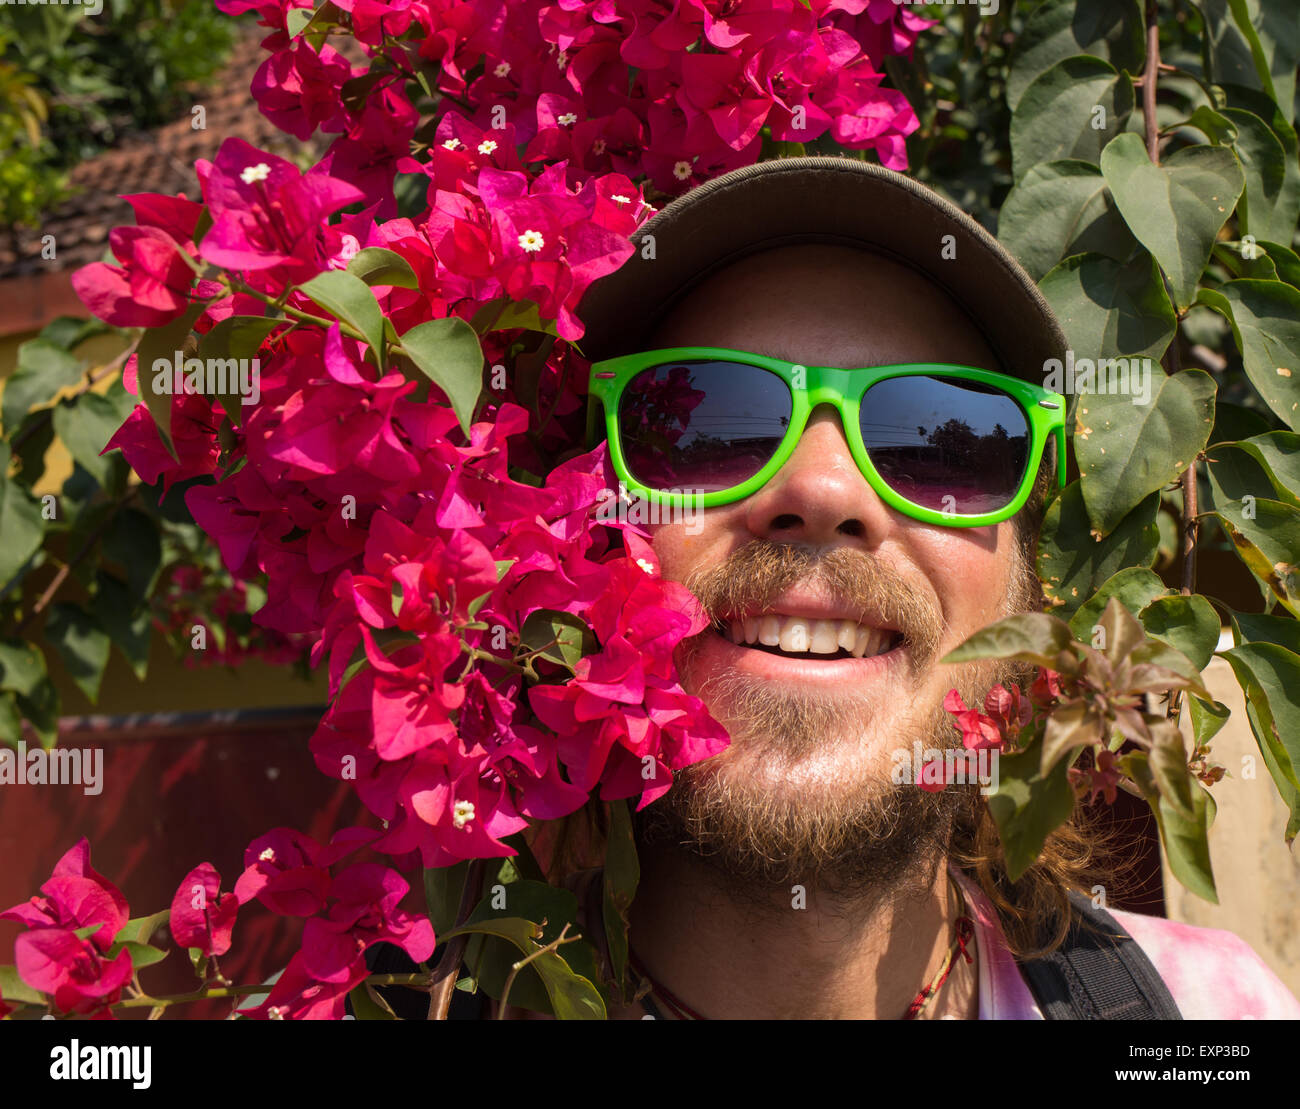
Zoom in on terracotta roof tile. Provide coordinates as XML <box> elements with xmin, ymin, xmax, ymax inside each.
<box><xmin>0</xmin><ymin>31</ymin><xmax>319</xmax><ymax>280</ymax></box>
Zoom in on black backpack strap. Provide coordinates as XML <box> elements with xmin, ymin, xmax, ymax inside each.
<box><xmin>1015</xmin><ymin>890</ymin><xmax>1182</xmax><ymax>1020</ymax></box>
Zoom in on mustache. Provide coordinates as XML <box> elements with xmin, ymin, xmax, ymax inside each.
<box><xmin>680</xmin><ymin>540</ymin><xmax>944</xmax><ymax>668</ymax></box>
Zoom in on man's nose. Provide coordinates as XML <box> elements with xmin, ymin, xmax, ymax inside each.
<box><xmin>740</xmin><ymin>403</ymin><xmax>894</xmax><ymax>546</ymax></box>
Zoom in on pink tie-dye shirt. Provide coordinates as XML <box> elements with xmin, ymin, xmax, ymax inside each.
<box><xmin>951</xmin><ymin>869</ymin><xmax>1300</xmax><ymax>1019</ymax></box>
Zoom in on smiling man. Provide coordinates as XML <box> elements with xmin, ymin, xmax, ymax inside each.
<box><xmin>565</xmin><ymin>156</ymin><xmax>1300</xmax><ymax>1021</ymax></box>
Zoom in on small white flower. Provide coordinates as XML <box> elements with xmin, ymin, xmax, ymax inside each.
<box><xmin>453</xmin><ymin>800</ymin><xmax>476</xmax><ymax>829</ymax></box>
<box><xmin>518</xmin><ymin>229</ymin><xmax>545</xmax><ymax>253</ymax></box>
<box><xmin>477</xmin><ymin>139</ymin><xmax>498</xmax><ymax>156</ymax></box>
<box><xmin>268</xmin><ymin>1006</ymin><xmax>288</xmax><ymax>1020</ymax></box>
<box><xmin>672</xmin><ymin>160</ymin><xmax>693</xmax><ymax>181</ymax></box>
<box><xmin>556</xmin><ymin>49</ymin><xmax>569</xmax><ymax>68</ymax></box>
<box><xmin>442</xmin><ymin>137</ymin><xmax>462</xmax><ymax>150</ymax></box>
<box><xmin>611</xmin><ymin>194</ymin><xmax>631</xmax><ymax>205</ymax></box>
<box><xmin>493</xmin><ymin>61</ymin><xmax>511</xmax><ymax>78</ymax></box>
<box><xmin>558</xmin><ymin>112</ymin><xmax>578</xmax><ymax>126</ymax></box>
<box><xmin>258</xmin><ymin>847</ymin><xmax>276</xmax><ymax>863</ymax></box>
<box><xmin>241</xmin><ymin>163</ymin><xmax>271</xmax><ymax>184</ymax></box>
<box><xmin>636</xmin><ymin>557</ymin><xmax>655</xmax><ymax>575</ymax></box>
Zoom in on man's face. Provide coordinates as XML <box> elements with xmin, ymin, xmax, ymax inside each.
<box><xmin>635</xmin><ymin>244</ymin><xmax>1040</xmax><ymax>894</ymax></box>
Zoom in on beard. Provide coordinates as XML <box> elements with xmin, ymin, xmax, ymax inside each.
<box><xmin>634</xmin><ymin>539</ymin><xmax>1041</xmax><ymax>906</ymax></box>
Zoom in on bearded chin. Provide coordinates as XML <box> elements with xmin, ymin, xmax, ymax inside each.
<box><xmin>634</xmin><ymin>637</ymin><xmax>1021</xmax><ymax>905</ymax></box>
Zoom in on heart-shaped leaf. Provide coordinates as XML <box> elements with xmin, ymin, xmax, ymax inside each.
<box><xmin>1012</xmin><ymin>57</ymin><xmax>1134</xmax><ymax>181</ymax></box>
<box><xmin>1076</xmin><ymin>366</ymin><xmax>1216</xmax><ymax>535</ymax></box>
<box><xmin>1100</xmin><ymin>133</ymin><xmax>1246</xmax><ymax>310</ymax></box>
<box><xmin>1197</xmin><ymin>280</ymin><xmax>1300</xmax><ymax>430</ymax></box>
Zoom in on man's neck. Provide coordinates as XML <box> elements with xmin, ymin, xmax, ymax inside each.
<box><xmin>612</xmin><ymin>842</ymin><xmax>979</xmax><ymax>1020</ymax></box>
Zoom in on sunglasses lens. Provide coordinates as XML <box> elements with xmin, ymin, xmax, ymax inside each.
<box><xmin>859</xmin><ymin>375</ymin><xmax>1030</xmax><ymax>515</ymax></box>
<box><xmin>618</xmin><ymin>360</ymin><xmax>792</xmax><ymax>492</ymax></box>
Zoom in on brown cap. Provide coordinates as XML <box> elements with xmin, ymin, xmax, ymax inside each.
<box><xmin>575</xmin><ymin>155</ymin><xmax>1066</xmax><ymax>384</ymax></box>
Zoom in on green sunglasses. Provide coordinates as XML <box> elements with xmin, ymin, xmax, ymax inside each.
<box><xmin>585</xmin><ymin>347</ymin><xmax>1067</xmax><ymax>528</ymax></box>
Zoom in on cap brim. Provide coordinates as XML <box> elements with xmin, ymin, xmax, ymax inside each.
<box><xmin>576</xmin><ymin>155</ymin><xmax>1066</xmax><ymax>384</ymax></box>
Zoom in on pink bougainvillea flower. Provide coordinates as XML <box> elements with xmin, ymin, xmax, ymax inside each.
<box><xmin>196</xmin><ymin>137</ymin><xmax>364</xmax><ymax>284</ymax></box>
<box><xmin>234</xmin><ymin>828</ymin><xmax>332</xmax><ymax>916</ymax></box>
<box><xmin>14</xmin><ymin>928</ymin><xmax>133</xmax><ymax>1018</ymax></box>
<box><xmin>251</xmin><ymin>38</ymin><xmax>356</xmax><ymax>140</ymax></box>
<box><xmin>0</xmin><ymin>838</ymin><xmax>129</xmax><ymax>955</ymax></box>
<box><xmin>237</xmin><ymin>949</ymin><xmax>363</xmax><ymax>1020</ymax></box>
<box><xmin>71</xmin><ymin>225</ymin><xmax>199</xmax><ymax>327</ymax></box>
<box><xmin>169</xmin><ymin>862</ymin><xmax>240</xmax><ymax>957</ymax></box>
<box><xmin>942</xmin><ymin>689</ymin><xmax>1004</xmax><ymax>751</ymax></box>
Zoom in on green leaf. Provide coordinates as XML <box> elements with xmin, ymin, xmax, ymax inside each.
<box><xmin>1</xmin><ymin>338</ymin><xmax>83</xmax><ymax>434</ymax></box>
<box><xmin>16</xmin><ymin>676</ymin><xmax>58</xmax><ymax>749</ymax></box>
<box><xmin>941</xmin><ymin>611</ymin><xmax>1073</xmax><ymax>668</ymax></box>
<box><xmin>424</xmin><ymin>860</ymin><xmax>471</xmax><ymax>937</ymax></box>
<box><xmin>347</xmin><ymin>247</ymin><xmax>418</xmax><ymax>289</ymax></box>
<box><xmin>1257</xmin><ymin>240</ymin><xmax>1300</xmax><ymax>289</ymax></box>
<box><xmin>0</xmin><ymin>638</ymin><xmax>47</xmax><ymax>698</ymax></box>
<box><xmin>1230</xmin><ymin>609</ymin><xmax>1300</xmax><ymax>654</ymax></box>
<box><xmin>519</xmin><ymin>609</ymin><xmax>597</xmax><ymax>672</ymax></box>
<box><xmin>1039</xmin><ymin>485</ymin><xmax>1161</xmax><ymax>613</ymax></box>
<box><xmin>1127</xmin><ymin>750</ymin><xmax>1218</xmax><ymax>903</ymax></box>
<box><xmin>196</xmin><ymin>315</ymin><xmax>281</xmax><ymax>427</ymax></box>
<box><xmin>136</xmin><ymin>303</ymin><xmax>206</xmax><ymax>462</ymax></box>
<box><xmin>448</xmin><ymin>900</ymin><xmax>606</xmax><ymax>1020</ymax></box>
<box><xmin>1011</xmin><ymin>57</ymin><xmax>1134</xmax><ymax>182</ymax></box>
<box><xmin>1039</xmin><ymin>252</ymin><xmax>1177</xmax><ymax>364</ymax></box>
<box><xmin>0</xmin><ymin>964</ymin><xmax>45</xmax><ymax>1006</ymax></box>
<box><xmin>1196</xmin><ymin>281</ymin><xmax>1300</xmax><ymax>430</ymax></box>
<box><xmin>298</xmin><ymin>270</ymin><xmax>386</xmax><ymax>367</ymax></box>
<box><xmin>398</xmin><ymin>317</ymin><xmax>485</xmax><ymax>438</ymax></box>
<box><xmin>1222</xmin><ymin>641</ymin><xmax>1300</xmax><ymax>792</ymax></box>
<box><xmin>0</xmin><ymin>459</ymin><xmax>48</xmax><ymax>592</ymax></box>
<box><xmin>1041</xmin><ymin>701</ymin><xmax>1107</xmax><ymax>775</ymax></box>
<box><xmin>103</xmin><ymin>508</ymin><xmax>162</xmax><ymax>601</ymax></box>
<box><xmin>1181</xmin><ymin>105</ymin><xmax>1240</xmax><ymax>145</ymax></box>
<box><xmin>1148</xmin><ymin>719</ymin><xmax>1196</xmax><ymax>821</ymax></box>
<box><xmin>998</xmin><ymin>161</ymin><xmax>1133</xmax><ymax>282</ymax></box>
<box><xmin>43</xmin><ymin>603</ymin><xmax>111</xmax><ymax>704</ymax></box>
<box><xmin>1226</xmin><ymin>431</ymin><xmax>1300</xmax><ymax>505</ymax></box>
<box><xmin>104</xmin><ymin>940</ymin><xmax>167</xmax><ymax>971</ymax></box>
<box><xmin>51</xmin><ymin>391</ymin><xmax>130</xmax><ymax>488</ymax></box>
<box><xmin>1222</xmin><ymin>108</ymin><xmax>1299</xmax><ymax>244</ymax></box>
<box><xmin>1188</xmin><ymin>695</ymin><xmax>1232</xmax><ymax>747</ymax></box>
<box><xmin>348</xmin><ymin>982</ymin><xmax>399</xmax><ymax>1020</ymax></box>
<box><xmin>602</xmin><ymin>799</ymin><xmax>639</xmax><ymax>1002</ymax></box>
<box><xmin>1076</xmin><ymin>366</ymin><xmax>1216</xmax><ymax>535</ymax></box>
<box><xmin>986</xmin><ymin>738</ymin><xmax>1078</xmax><ymax>882</ymax></box>
<box><xmin>1006</xmin><ymin>0</ymin><xmax>1145</xmax><ymax>112</ymax></box>
<box><xmin>112</xmin><ymin>909</ymin><xmax>170</xmax><ymax>946</ymax></box>
<box><xmin>1139</xmin><ymin>594</ymin><xmax>1221</xmax><ymax>672</ymax></box>
<box><xmin>1068</xmin><ymin>567</ymin><xmax>1168</xmax><ymax>640</ymax></box>
<box><xmin>1205</xmin><ymin>454</ymin><xmax>1300</xmax><ymax>614</ymax></box>
<box><xmin>1099</xmin><ymin>133</ymin><xmax>1245</xmax><ymax>310</ymax></box>
<box><xmin>92</xmin><ymin>571</ymin><xmax>151</xmax><ymax>682</ymax></box>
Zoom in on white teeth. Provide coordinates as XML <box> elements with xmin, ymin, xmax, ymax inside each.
<box><xmin>726</xmin><ymin>614</ymin><xmax>894</xmax><ymax>658</ymax></box>
<box><xmin>779</xmin><ymin>620</ymin><xmax>810</xmax><ymax>653</ymax></box>
<box><xmin>810</xmin><ymin>620</ymin><xmax>839</xmax><ymax>654</ymax></box>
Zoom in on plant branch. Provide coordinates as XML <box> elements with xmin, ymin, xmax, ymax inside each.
<box><xmin>1142</xmin><ymin>0</ymin><xmax>1161</xmax><ymax>163</ymax></box>
<box><xmin>427</xmin><ymin>857</ymin><xmax>486</xmax><ymax>1019</ymax></box>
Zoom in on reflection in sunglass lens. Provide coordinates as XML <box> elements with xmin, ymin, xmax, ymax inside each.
<box><xmin>860</xmin><ymin>375</ymin><xmax>1029</xmax><ymax>515</ymax></box>
<box><xmin>617</xmin><ymin>360</ymin><xmax>792</xmax><ymax>491</ymax></box>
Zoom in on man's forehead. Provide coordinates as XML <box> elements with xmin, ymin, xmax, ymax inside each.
<box><xmin>647</xmin><ymin>243</ymin><xmax>1002</xmax><ymax>372</ymax></box>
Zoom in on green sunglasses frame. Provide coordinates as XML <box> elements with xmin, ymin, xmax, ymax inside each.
<box><xmin>585</xmin><ymin>347</ymin><xmax>1068</xmax><ymax>528</ymax></box>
